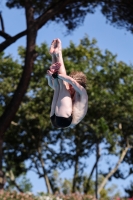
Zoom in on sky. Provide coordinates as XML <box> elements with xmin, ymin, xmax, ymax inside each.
<box><xmin>1</xmin><ymin>1</ymin><xmax>133</xmax><ymax>198</ymax></box>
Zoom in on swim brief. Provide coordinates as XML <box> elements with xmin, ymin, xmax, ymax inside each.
<box><xmin>50</xmin><ymin>114</ymin><xmax>72</xmax><ymax>128</ymax></box>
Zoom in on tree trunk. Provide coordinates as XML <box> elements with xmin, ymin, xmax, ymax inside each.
<box><xmin>0</xmin><ymin>138</ymin><xmax>5</xmax><ymax>190</ymax></box>
<box><xmin>40</xmin><ymin>158</ymin><xmax>52</xmax><ymax>194</ymax></box>
<box><xmin>98</xmin><ymin>145</ymin><xmax>130</xmax><ymax>194</ymax></box>
<box><xmin>38</xmin><ymin>147</ymin><xmax>52</xmax><ymax>194</ymax></box>
<box><xmin>0</xmin><ymin>2</ymin><xmax>37</xmax><ymax>190</ymax></box>
<box><xmin>6</xmin><ymin>170</ymin><xmax>23</xmax><ymax>193</ymax></box>
<box><xmin>0</xmin><ymin>0</ymin><xmax>73</xmax><ymax>191</ymax></box>
<box><xmin>72</xmin><ymin>157</ymin><xmax>79</xmax><ymax>193</ymax></box>
<box><xmin>84</xmin><ymin>143</ymin><xmax>100</xmax><ymax>194</ymax></box>
<box><xmin>0</xmin><ymin>12</ymin><xmax>5</xmax><ymax>32</ymax></box>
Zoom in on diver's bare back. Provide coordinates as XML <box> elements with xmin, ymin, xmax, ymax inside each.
<box><xmin>71</xmin><ymin>89</ymin><xmax>88</xmax><ymax>125</ymax></box>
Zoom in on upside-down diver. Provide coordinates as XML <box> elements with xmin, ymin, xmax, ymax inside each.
<box><xmin>46</xmin><ymin>38</ymin><xmax>88</xmax><ymax>129</ymax></box>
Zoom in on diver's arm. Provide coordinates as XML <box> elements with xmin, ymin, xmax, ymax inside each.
<box><xmin>46</xmin><ymin>75</ymin><xmax>54</xmax><ymax>89</ymax></box>
<box><xmin>58</xmin><ymin>74</ymin><xmax>85</xmax><ymax>94</ymax></box>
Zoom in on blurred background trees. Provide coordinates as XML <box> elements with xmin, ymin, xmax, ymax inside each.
<box><xmin>0</xmin><ymin>36</ymin><xmax>133</xmax><ymax>198</ymax></box>
<box><xmin>1</xmin><ymin>0</ymin><xmax>133</xmax><ymax>135</ymax></box>
<box><xmin>0</xmin><ymin>0</ymin><xmax>133</xmax><ymax>197</ymax></box>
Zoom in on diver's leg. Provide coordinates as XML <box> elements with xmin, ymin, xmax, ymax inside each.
<box><xmin>49</xmin><ymin>38</ymin><xmax>67</xmax><ymax>75</ymax></box>
<box><xmin>49</xmin><ymin>39</ymin><xmax>57</xmax><ymax>64</ymax></box>
<box><xmin>50</xmin><ymin>78</ymin><xmax>60</xmax><ymax>117</ymax></box>
<box><xmin>55</xmin><ymin>79</ymin><xmax>72</xmax><ymax>118</ymax></box>
<box><xmin>49</xmin><ymin>39</ymin><xmax>72</xmax><ymax>118</ymax></box>
<box><xmin>48</xmin><ymin>39</ymin><xmax>61</xmax><ymax>89</ymax></box>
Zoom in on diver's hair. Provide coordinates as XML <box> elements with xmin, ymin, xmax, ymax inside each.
<box><xmin>69</xmin><ymin>71</ymin><xmax>87</xmax><ymax>89</ymax></box>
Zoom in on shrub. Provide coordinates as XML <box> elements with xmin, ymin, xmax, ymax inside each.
<box><xmin>0</xmin><ymin>191</ymin><xmax>37</xmax><ymax>200</ymax></box>
<box><xmin>37</xmin><ymin>193</ymin><xmax>97</xmax><ymax>200</ymax></box>
<box><xmin>1</xmin><ymin>191</ymin><xmax>132</xmax><ymax>200</ymax></box>
<box><xmin>51</xmin><ymin>193</ymin><xmax>96</xmax><ymax>200</ymax></box>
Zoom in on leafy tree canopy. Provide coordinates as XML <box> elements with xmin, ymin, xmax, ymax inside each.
<box><xmin>1</xmin><ymin>36</ymin><xmax>133</xmax><ymax>193</ymax></box>
<box><xmin>5</xmin><ymin>0</ymin><xmax>133</xmax><ymax>33</ymax></box>
<box><xmin>5</xmin><ymin>0</ymin><xmax>97</xmax><ymax>31</ymax></box>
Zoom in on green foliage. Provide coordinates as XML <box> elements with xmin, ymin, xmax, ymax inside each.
<box><xmin>6</xmin><ymin>0</ymin><xmax>98</xmax><ymax>31</ymax></box>
<box><xmin>61</xmin><ymin>179</ymin><xmax>72</xmax><ymax>195</ymax></box>
<box><xmin>5</xmin><ymin>174</ymin><xmax>33</xmax><ymax>192</ymax></box>
<box><xmin>124</xmin><ymin>181</ymin><xmax>133</xmax><ymax>198</ymax></box>
<box><xmin>5</xmin><ymin>1</ymin><xmax>133</xmax><ymax>33</ymax></box>
<box><xmin>46</xmin><ymin>170</ymin><xmax>120</xmax><ymax>199</ymax></box>
<box><xmin>1</xmin><ymin>36</ymin><xmax>133</xmax><ymax>195</ymax></box>
<box><xmin>18</xmin><ymin>176</ymin><xmax>33</xmax><ymax>192</ymax></box>
<box><xmin>0</xmin><ymin>52</ymin><xmax>22</xmax><ymax>110</ymax></box>
<box><xmin>100</xmin><ymin>1</ymin><xmax>133</xmax><ymax>34</ymax></box>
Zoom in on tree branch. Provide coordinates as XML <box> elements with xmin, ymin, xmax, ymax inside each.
<box><xmin>98</xmin><ymin>143</ymin><xmax>131</xmax><ymax>194</ymax></box>
<box><xmin>43</xmin><ymin>143</ymin><xmax>56</xmax><ymax>154</ymax></box>
<box><xmin>31</xmin><ymin>157</ymin><xmax>42</xmax><ymax>176</ymax></box>
<box><xmin>0</xmin><ymin>0</ymin><xmax>72</xmax><ymax>52</ymax></box>
<box><xmin>6</xmin><ymin>170</ymin><xmax>24</xmax><ymax>193</ymax></box>
<box><xmin>36</xmin><ymin>0</ymin><xmax>72</xmax><ymax>30</ymax></box>
<box><xmin>85</xmin><ymin>145</ymin><xmax>100</xmax><ymax>193</ymax></box>
<box><xmin>0</xmin><ymin>12</ymin><xmax>5</xmax><ymax>32</ymax></box>
<box><xmin>0</xmin><ymin>31</ymin><xmax>11</xmax><ymax>39</ymax></box>
<box><xmin>0</xmin><ymin>30</ymin><xmax>27</xmax><ymax>52</ymax></box>
<box><xmin>89</xmin><ymin>157</ymin><xmax>99</xmax><ymax>181</ymax></box>
<box><xmin>0</xmin><ymin>2</ymin><xmax>37</xmax><ymax>136</ymax></box>
<box><xmin>37</xmin><ymin>147</ymin><xmax>52</xmax><ymax>194</ymax></box>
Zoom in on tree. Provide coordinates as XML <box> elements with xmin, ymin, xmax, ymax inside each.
<box><xmin>1</xmin><ymin>44</ymin><xmax>55</xmax><ymax>193</ymax></box>
<box><xmin>1</xmin><ymin>36</ymin><xmax>133</xmax><ymax>196</ymax></box>
<box><xmin>0</xmin><ymin>0</ymin><xmax>97</xmax><ymax>190</ymax></box>
<box><xmin>0</xmin><ymin>0</ymin><xmax>133</xmax><ymax>190</ymax></box>
<box><xmin>124</xmin><ymin>181</ymin><xmax>133</xmax><ymax>198</ymax></box>
<box><xmin>0</xmin><ymin>0</ymin><xmax>133</xmax><ymax>135</ymax></box>
<box><xmin>1</xmin><ymin>41</ymin><xmax>97</xmax><ymax>194</ymax></box>
<box><xmin>99</xmin><ymin>0</ymin><xmax>133</xmax><ymax>34</ymax></box>
<box><xmin>5</xmin><ymin>172</ymin><xmax>33</xmax><ymax>193</ymax></box>
<box><xmin>63</xmin><ymin>37</ymin><xmax>133</xmax><ymax>194</ymax></box>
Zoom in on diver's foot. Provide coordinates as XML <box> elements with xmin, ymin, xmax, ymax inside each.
<box><xmin>49</xmin><ymin>38</ymin><xmax>62</xmax><ymax>57</ymax></box>
<box><xmin>55</xmin><ymin>38</ymin><xmax>62</xmax><ymax>59</ymax></box>
<box><xmin>49</xmin><ymin>39</ymin><xmax>57</xmax><ymax>55</ymax></box>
